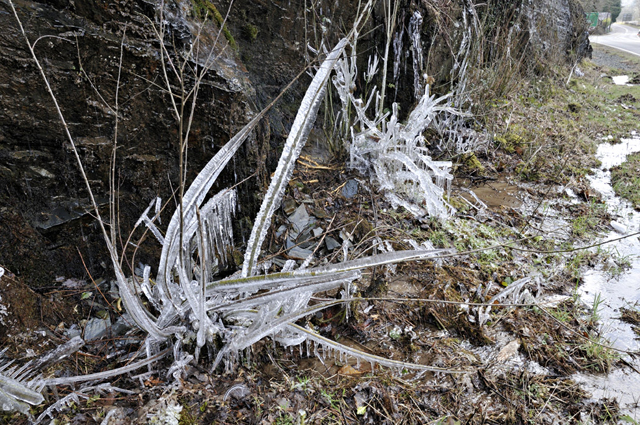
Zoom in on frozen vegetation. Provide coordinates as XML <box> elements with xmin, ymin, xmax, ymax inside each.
<box><xmin>0</xmin><ymin>0</ymin><xmax>498</xmax><ymax>419</ymax></box>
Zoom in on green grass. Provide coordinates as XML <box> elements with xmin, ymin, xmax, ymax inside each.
<box><xmin>611</xmin><ymin>151</ymin><xmax>640</xmax><ymax>210</ymax></box>
<box><xmin>547</xmin><ymin>306</ymin><xmax>573</xmax><ymax>323</ymax></box>
<box><xmin>571</xmin><ymin>200</ymin><xmax>608</xmax><ymax>238</ymax></box>
<box><xmin>439</xmin><ymin>220</ymin><xmax>511</xmax><ymax>266</ymax></box>
<box><xmin>572</xmin><ymin>45</ymin><xmax>640</xmax><ymax>140</ymax></box>
<box><xmin>579</xmin><ymin>333</ymin><xmax>619</xmax><ymax>372</ymax></box>
<box><xmin>479</xmin><ymin>45</ymin><xmax>640</xmax><ymax>187</ymax></box>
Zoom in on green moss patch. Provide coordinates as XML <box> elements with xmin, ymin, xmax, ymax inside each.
<box><xmin>192</xmin><ymin>0</ymin><xmax>238</xmax><ymax>50</ymax></box>
<box><xmin>242</xmin><ymin>23</ymin><xmax>258</xmax><ymax>41</ymax></box>
<box><xmin>495</xmin><ymin>126</ymin><xmax>527</xmax><ymax>155</ymax></box>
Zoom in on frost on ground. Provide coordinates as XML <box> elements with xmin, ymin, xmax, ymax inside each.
<box><xmin>146</xmin><ymin>397</ymin><xmax>183</xmax><ymax>425</ymax></box>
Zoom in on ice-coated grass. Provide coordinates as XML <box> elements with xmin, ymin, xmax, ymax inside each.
<box><xmin>333</xmin><ymin>40</ymin><xmax>460</xmax><ymax>219</ymax></box>
<box><xmin>3</xmin><ymin>0</ymin><xmax>473</xmax><ymax>418</ymax></box>
<box><xmin>242</xmin><ymin>38</ymin><xmax>349</xmax><ymax>278</ymax></box>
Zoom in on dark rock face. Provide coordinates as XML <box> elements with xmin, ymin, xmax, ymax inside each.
<box><xmin>0</xmin><ymin>0</ymin><xmax>587</xmax><ymax>286</ymax></box>
<box><xmin>524</xmin><ymin>0</ymin><xmax>590</xmax><ymax>61</ymax></box>
<box><xmin>0</xmin><ymin>0</ymin><xmax>261</xmax><ymax>284</ymax></box>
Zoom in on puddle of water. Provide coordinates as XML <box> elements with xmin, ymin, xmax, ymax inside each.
<box><xmin>573</xmin><ymin>137</ymin><xmax>640</xmax><ymax>418</ymax></box>
<box><xmin>459</xmin><ymin>180</ymin><xmax>523</xmax><ymax>209</ymax></box>
<box><xmin>613</xmin><ymin>75</ymin><xmax>631</xmax><ymax>85</ymax></box>
<box><xmin>471</xmin><ymin>181</ymin><xmax>522</xmax><ymax>209</ymax></box>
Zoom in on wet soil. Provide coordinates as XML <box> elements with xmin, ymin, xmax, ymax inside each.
<box><xmin>459</xmin><ymin>180</ymin><xmax>523</xmax><ymax>209</ymax></box>
<box><xmin>1</xmin><ymin>145</ymin><xmax>629</xmax><ymax>424</ymax></box>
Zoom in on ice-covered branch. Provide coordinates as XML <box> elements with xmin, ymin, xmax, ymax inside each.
<box><xmin>242</xmin><ymin>38</ymin><xmax>350</xmax><ymax>277</ymax></box>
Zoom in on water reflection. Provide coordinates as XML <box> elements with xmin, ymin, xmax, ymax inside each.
<box><xmin>574</xmin><ymin>137</ymin><xmax>640</xmax><ymax>418</ymax></box>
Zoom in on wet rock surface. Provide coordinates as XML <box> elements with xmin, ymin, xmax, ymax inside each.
<box><xmin>0</xmin><ymin>0</ymin><xmax>261</xmax><ymax>285</ymax></box>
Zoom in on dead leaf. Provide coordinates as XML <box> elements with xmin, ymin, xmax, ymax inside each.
<box><xmin>338</xmin><ymin>364</ymin><xmax>362</xmax><ymax>376</ymax></box>
<box><xmin>143</xmin><ymin>377</ymin><xmax>164</xmax><ymax>387</ymax></box>
<box><xmin>496</xmin><ymin>339</ymin><xmax>520</xmax><ymax>362</ymax></box>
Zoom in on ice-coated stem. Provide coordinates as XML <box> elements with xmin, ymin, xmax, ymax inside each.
<box><xmin>44</xmin><ymin>349</ymin><xmax>169</xmax><ymax>386</ymax></box>
<box><xmin>156</xmin><ymin>112</ymin><xmax>266</xmax><ymax>300</ymax></box>
<box><xmin>0</xmin><ymin>375</ymin><xmax>44</xmax><ymax>408</ymax></box>
<box><xmin>289</xmin><ymin>323</ymin><xmax>470</xmax><ymax>374</ymax></box>
<box><xmin>242</xmin><ymin>38</ymin><xmax>349</xmax><ymax>277</ymax></box>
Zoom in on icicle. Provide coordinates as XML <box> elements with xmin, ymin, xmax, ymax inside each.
<box><xmin>392</xmin><ymin>30</ymin><xmax>403</xmax><ymax>90</ymax></box>
<box><xmin>408</xmin><ymin>11</ymin><xmax>424</xmax><ymax>99</ymax></box>
<box><xmin>365</xmin><ymin>54</ymin><xmax>379</xmax><ymax>83</ymax></box>
<box><xmin>35</xmin><ymin>392</ymin><xmax>81</xmax><ymax>422</ymax></box>
<box><xmin>156</xmin><ymin>101</ymin><xmax>271</xmax><ymax>301</ymax></box>
<box><xmin>154</xmin><ymin>197</ymin><xmax>162</xmax><ymax>224</ymax></box>
<box><xmin>141</xmin><ymin>265</ymin><xmax>161</xmax><ymax>311</ymax></box>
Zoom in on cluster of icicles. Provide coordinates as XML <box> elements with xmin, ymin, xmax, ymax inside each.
<box><xmin>331</xmin><ymin>11</ymin><xmax>469</xmax><ymax>219</ymax></box>
<box><xmin>0</xmin><ymin>2</ymin><xmax>476</xmax><ymax>420</ymax></box>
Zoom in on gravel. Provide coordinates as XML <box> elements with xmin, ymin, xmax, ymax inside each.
<box><xmin>591</xmin><ymin>44</ymin><xmax>640</xmax><ymax>73</ymax></box>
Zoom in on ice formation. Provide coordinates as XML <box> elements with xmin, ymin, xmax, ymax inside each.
<box><xmin>4</xmin><ymin>1</ymin><xmax>471</xmax><ymax>417</ymax></box>
<box><xmin>242</xmin><ymin>37</ymin><xmax>350</xmax><ymax>278</ymax></box>
<box><xmin>408</xmin><ymin>11</ymin><xmax>424</xmax><ymax>99</ymax></box>
<box><xmin>333</xmin><ymin>42</ymin><xmax>459</xmax><ymax>219</ymax></box>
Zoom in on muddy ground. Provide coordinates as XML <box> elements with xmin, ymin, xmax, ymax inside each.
<box><xmin>2</xmin><ymin>45</ymin><xmax>640</xmax><ymax>424</ymax></box>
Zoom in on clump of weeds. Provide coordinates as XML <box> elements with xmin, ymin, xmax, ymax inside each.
<box><xmin>611</xmin><ymin>151</ymin><xmax>640</xmax><ymax>210</ymax></box>
<box><xmin>570</xmin><ymin>200</ymin><xmax>610</xmax><ymax>238</ymax></box>
<box><xmin>506</xmin><ymin>295</ymin><xmax>618</xmax><ymax>375</ymax></box>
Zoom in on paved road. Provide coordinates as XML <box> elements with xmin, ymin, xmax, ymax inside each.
<box><xmin>590</xmin><ymin>23</ymin><xmax>640</xmax><ymax>57</ymax></box>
